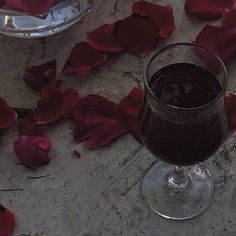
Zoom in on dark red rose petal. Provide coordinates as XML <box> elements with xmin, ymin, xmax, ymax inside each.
<box><xmin>14</xmin><ymin>135</ymin><xmax>51</xmax><ymax>168</ymax></box>
<box><xmin>0</xmin><ymin>204</ymin><xmax>15</xmax><ymax>236</ymax></box>
<box><xmin>114</xmin><ymin>15</ymin><xmax>159</xmax><ymax>57</ymax></box>
<box><xmin>5</xmin><ymin>0</ymin><xmax>53</xmax><ymax>15</ymax></box>
<box><xmin>37</xmin><ymin>80</ymin><xmax>80</xmax><ymax>124</ymax></box>
<box><xmin>195</xmin><ymin>24</ymin><xmax>236</xmax><ymax>64</ymax></box>
<box><xmin>19</xmin><ymin>110</ymin><xmax>45</xmax><ymax>136</ymax></box>
<box><xmin>0</xmin><ymin>97</ymin><xmax>16</xmax><ymax>129</ymax></box>
<box><xmin>71</xmin><ymin>94</ymin><xmax>127</xmax><ymax>149</ymax></box>
<box><xmin>33</xmin><ymin>136</ymin><xmax>51</xmax><ymax>153</ymax></box>
<box><xmin>63</xmin><ymin>42</ymin><xmax>107</xmax><ymax>75</ymax></box>
<box><xmin>223</xmin><ymin>9</ymin><xmax>236</xmax><ymax>28</ymax></box>
<box><xmin>225</xmin><ymin>94</ymin><xmax>236</xmax><ymax>132</ymax></box>
<box><xmin>185</xmin><ymin>0</ymin><xmax>235</xmax><ymax>20</ymax></box>
<box><xmin>118</xmin><ymin>88</ymin><xmax>143</xmax><ymax>142</ymax></box>
<box><xmin>23</xmin><ymin>60</ymin><xmax>56</xmax><ymax>92</ymax></box>
<box><xmin>132</xmin><ymin>1</ymin><xmax>175</xmax><ymax>39</ymax></box>
<box><xmin>86</xmin><ymin>24</ymin><xmax>125</xmax><ymax>53</ymax></box>
<box><xmin>71</xmin><ymin>149</ymin><xmax>81</xmax><ymax>159</ymax></box>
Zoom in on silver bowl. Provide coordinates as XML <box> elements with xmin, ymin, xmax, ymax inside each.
<box><xmin>0</xmin><ymin>0</ymin><xmax>95</xmax><ymax>38</ymax></box>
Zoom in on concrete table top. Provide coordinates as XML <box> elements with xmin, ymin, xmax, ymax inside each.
<box><xmin>0</xmin><ymin>0</ymin><xmax>236</xmax><ymax>235</ymax></box>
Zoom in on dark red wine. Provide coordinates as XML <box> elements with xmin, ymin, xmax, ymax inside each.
<box><xmin>140</xmin><ymin>63</ymin><xmax>228</xmax><ymax>166</ymax></box>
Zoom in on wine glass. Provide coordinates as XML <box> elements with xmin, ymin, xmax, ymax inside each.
<box><xmin>140</xmin><ymin>43</ymin><xmax>228</xmax><ymax>220</ymax></box>
<box><xmin>0</xmin><ymin>0</ymin><xmax>95</xmax><ymax>38</ymax></box>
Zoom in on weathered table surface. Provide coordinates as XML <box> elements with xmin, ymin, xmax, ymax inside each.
<box><xmin>1</xmin><ymin>0</ymin><xmax>236</xmax><ymax>235</ymax></box>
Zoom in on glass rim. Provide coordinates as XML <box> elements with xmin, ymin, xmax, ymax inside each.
<box><xmin>144</xmin><ymin>42</ymin><xmax>228</xmax><ymax>111</ymax></box>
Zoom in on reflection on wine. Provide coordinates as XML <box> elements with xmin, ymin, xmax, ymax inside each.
<box><xmin>140</xmin><ymin>63</ymin><xmax>228</xmax><ymax>166</ymax></box>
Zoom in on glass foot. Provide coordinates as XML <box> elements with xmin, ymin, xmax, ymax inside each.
<box><xmin>143</xmin><ymin>161</ymin><xmax>214</xmax><ymax>220</ymax></box>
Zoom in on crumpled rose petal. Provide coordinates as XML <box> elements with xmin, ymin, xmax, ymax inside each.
<box><xmin>0</xmin><ymin>204</ymin><xmax>15</xmax><ymax>236</ymax></box>
<box><xmin>195</xmin><ymin>24</ymin><xmax>236</xmax><ymax>65</ymax></box>
<box><xmin>23</xmin><ymin>60</ymin><xmax>56</xmax><ymax>92</ymax></box>
<box><xmin>132</xmin><ymin>1</ymin><xmax>175</xmax><ymax>39</ymax></box>
<box><xmin>185</xmin><ymin>0</ymin><xmax>235</xmax><ymax>20</ymax></box>
<box><xmin>37</xmin><ymin>80</ymin><xmax>80</xmax><ymax>124</ymax></box>
<box><xmin>63</xmin><ymin>42</ymin><xmax>107</xmax><ymax>75</ymax></box>
<box><xmin>114</xmin><ymin>15</ymin><xmax>159</xmax><ymax>57</ymax></box>
<box><xmin>225</xmin><ymin>94</ymin><xmax>236</xmax><ymax>132</ymax></box>
<box><xmin>118</xmin><ymin>88</ymin><xmax>143</xmax><ymax>142</ymax></box>
<box><xmin>223</xmin><ymin>9</ymin><xmax>236</xmax><ymax>28</ymax></box>
<box><xmin>5</xmin><ymin>0</ymin><xmax>53</xmax><ymax>15</ymax></box>
<box><xmin>71</xmin><ymin>149</ymin><xmax>81</xmax><ymax>159</ymax></box>
<box><xmin>19</xmin><ymin>111</ymin><xmax>45</xmax><ymax>136</ymax></box>
<box><xmin>0</xmin><ymin>97</ymin><xmax>16</xmax><ymax>129</ymax></box>
<box><xmin>14</xmin><ymin>135</ymin><xmax>51</xmax><ymax>168</ymax></box>
<box><xmin>86</xmin><ymin>24</ymin><xmax>125</xmax><ymax>53</ymax></box>
<box><xmin>71</xmin><ymin>94</ymin><xmax>127</xmax><ymax>149</ymax></box>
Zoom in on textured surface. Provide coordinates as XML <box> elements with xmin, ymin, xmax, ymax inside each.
<box><xmin>0</xmin><ymin>0</ymin><xmax>236</xmax><ymax>235</ymax></box>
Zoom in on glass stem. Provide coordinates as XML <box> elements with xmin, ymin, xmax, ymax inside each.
<box><xmin>168</xmin><ymin>166</ymin><xmax>190</xmax><ymax>191</ymax></box>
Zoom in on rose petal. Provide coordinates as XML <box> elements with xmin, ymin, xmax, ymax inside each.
<box><xmin>0</xmin><ymin>204</ymin><xmax>15</xmax><ymax>236</ymax></box>
<box><xmin>114</xmin><ymin>15</ymin><xmax>159</xmax><ymax>57</ymax></box>
<box><xmin>0</xmin><ymin>97</ymin><xmax>16</xmax><ymax>129</ymax></box>
<box><xmin>23</xmin><ymin>60</ymin><xmax>56</xmax><ymax>92</ymax></box>
<box><xmin>37</xmin><ymin>80</ymin><xmax>80</xmax><ymax>124</ymax></box>
<box><xmin>195</xmin><ymin>24</ymin><xmax>236</xmax><ymax>64</ymax></box>
<box><xmin>33</xmin><ymin>136</ymin><xmax>51</xmax><ymax>153</ymax></box>
<box><xmin>118</xmin><ymin>88</ymin><xmax>143</xmax><ymax>142</ymax></box>
<box><xmin>19</xmin><ymin>110</ymin><xmax>45</xmax><ymax>136</ymax></box>
<box><xmin>86</xmin><ymin>24</ymin><xmax>125</xmax><ymax>53</ymax></box>
<box><xmin>14</xmin><ymin>135</ymin><xmax>51</xmax><ymax>168</ymax></box>
<box><xmin>132</xmin><ymin>1</ymin><xmax>175</xmax><ymax>39</ymax></box>
<box><xmin>5</xmin><ymin>0</ymin><xmax>53</xmax><ymax>15</ymax></box>
<box><xmin>63</xmin><ymin>42</ymin><xmax>107</xmax><ymax>75</ymax></box>
<box><xmin>223</xmin><ymin>9</ymin><xmax>236</xmax><ymax>28</ymax></box>
<box><xmin>225</xmin><ymin>94</ymin><xmax>236</xmax><ymax>132</ymax></box>
<box><xmin>71</xmin><ymin>149</ymin><xmax>81</xmax><ymax>159</ymax></box>
<box><xmin>185</xmin><ymin>0</ymin><xmax>235</xmax><ymax>20</ymax></box>
<box><xmin>71</xmin><ymin>94</ymin><xmax>127</xmax><ymax>149</ymax></box>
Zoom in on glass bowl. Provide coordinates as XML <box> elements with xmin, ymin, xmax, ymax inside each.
<box><xmin>0</xmin><ymin>0</ymin><xmax>95</xmax><ymax>38</ymax></box>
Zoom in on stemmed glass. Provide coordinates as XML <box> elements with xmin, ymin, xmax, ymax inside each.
<box><xmin>140</xmin><ymin>43</ymin><xmax>228</xmax><ymax>220</ymax></box>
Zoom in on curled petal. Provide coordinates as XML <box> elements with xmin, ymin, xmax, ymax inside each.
<box><xmin>33</xmin><ymin>136</ymin><xmax>51</xmax><ymax>153</ymax></box>
<box><xmin>185</xmin><ymin>0</ymin><xmax>235</xmax><ymax>20</ymax></box>
<box><xmin>118</xmin><ymin>88</ymin><xmax>143</xmax><ymax>141</ymax></box>
<box><xmin>63</xmin><ymin>42</ymin><xmax>107</xmax><ymax>75</ymax></box>
<box><xmin>5</xmin><ymin>0</ymin><xmax>53</xmax><ymax>15</ymax></box>
<box><xmin>0</xmin><ymin>204</ymin><xmax>15</xmax><ymax>236</ymax></box>
<box><xmin>225</xmin><ymin>94</ymin><xmax>236</xmax><ymax>132</ymax></box>
<box><xmin>14</xmin><ymin>135</ymin><xmax>51</xmax><ymax>168</ymax></box>
<box><xmin>71</xmin><ymin>94</ymin><xmax>127</xmax><ymax>149</ymax></box>
<box><xmin>37</xmin><ymin>80</ymin><xmax>80</xmax><ymax>124</ymax></box>
<box><xmin>86</xmin><ymin>24</ymin><xmax>125</xmax><ymax>53</ymax></box>
<box><xmin>0</xmin><ymin>98</ymin><xmax>16</xmax><ymax>129</ymax></box>
<box><xmin>23</xmin><ymin>60</ymin><xmax>56</xmax><ymax>92</ymax></box>
<box><xmin>114</xmin><ymin>15</ymin><xmax>159</xmax><ymax>57</ymax></box>
<box><xmin>195</xmin><ymin>24</ymin><xmax>236</xmax><ymax>64</ymax></box>
<box><xmin>132</xmin><ymin>1</ymin><xmax>175</xmax><ymax>39</ymax></box>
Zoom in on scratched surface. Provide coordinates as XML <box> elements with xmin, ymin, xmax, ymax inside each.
<box><xmin>0</xmin><ymin>0</ymin><xmax>236</xmax><ymax>235</ymax></box>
